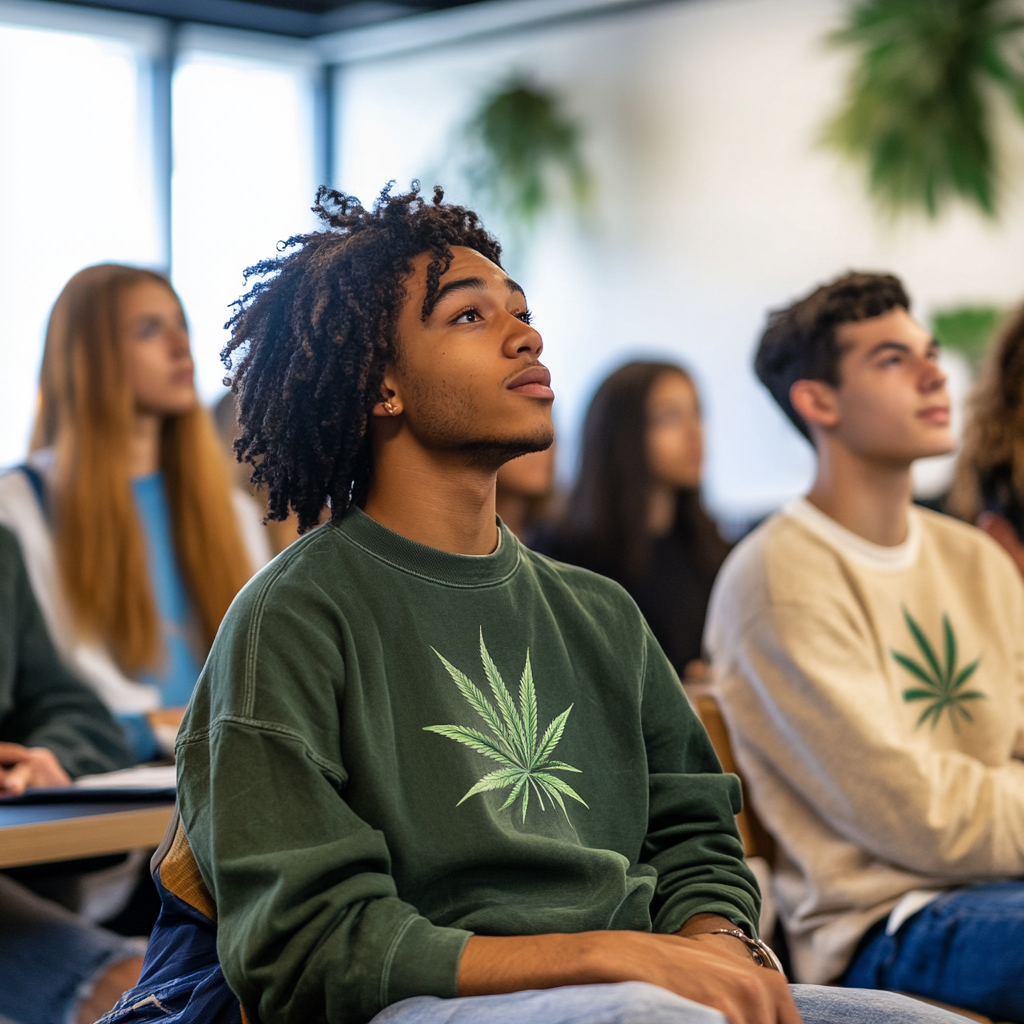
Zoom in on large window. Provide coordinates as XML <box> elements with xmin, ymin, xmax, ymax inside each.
<box><xmin>172</xmin><ymin>49</ymin><xmax>317</xmax><ymax>400</ymax></box>
<box><xmin>0</xmin><ymin>13</ymin><xmax>319</xmax><ymax>465</ymax></box>
<box><xmin>0</xmin><ymin>22</ymin><xmax>159</xmax><ymax>466</ymax></box>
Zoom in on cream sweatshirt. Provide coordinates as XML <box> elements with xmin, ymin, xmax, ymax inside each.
<box><xmin>705</xmin><ymin>499</ymin><xmax>1024</xmax><ymax>985</ymax></box>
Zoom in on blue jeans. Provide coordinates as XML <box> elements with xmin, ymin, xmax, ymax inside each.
<box><xmin>372</xmin><ymin>982</ymin><xmax>967</xmax><ymax>1023</ymax></box>
<box><xmin>844</xmin><ymin>880</ymin><xmax>1024</xmax><ymax>1022</ymax></box>
<box><xmin>0</xmin><ymin>873</ymin><xmax>145</xmax><ymax>1024</ymax></box>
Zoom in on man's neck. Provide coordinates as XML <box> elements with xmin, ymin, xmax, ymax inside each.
<box><xmin>364</xmin><ymin>447</ymin><xmax>500</xmax><ymax>556</ymax></box>
<box><xmin>494</xmin><ymin>489</ymin><xmax>528</xmax><ymax>541</ymax></box>
<box><xmin>647</xmin><ymin>484</ymin><xmax>676</xmax><ymax>538</ymax></box>
<box><xmin>805</xmin><ymin>438</ymin><xmax>914</xmax><ymax>547</ymax></box>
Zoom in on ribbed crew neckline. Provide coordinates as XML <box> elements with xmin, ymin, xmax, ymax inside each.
<box><xmin>337</xmin><ymin>506</ymin><xmax>521</xmax><ymax>589</ymax></box>
<box><xmin>783</xmin><ymin>497</ymin><xmax>921</xmax><ymax>573</ymax></box>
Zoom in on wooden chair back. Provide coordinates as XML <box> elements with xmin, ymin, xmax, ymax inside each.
<box><xmin>688</xmin><ymin>688</ymin><xmax>776</xmax><ymax>863</ymax></box>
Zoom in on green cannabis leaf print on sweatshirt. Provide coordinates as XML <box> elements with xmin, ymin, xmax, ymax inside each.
<box><xmin>425</xmin><ymin>628</ymin><xmax>589</xmax><ymax>823</ymax></box>
<box><xmin>892</xmin><ymin>607</ymin><xmax>985</xmax><ymax>732</ymax></box>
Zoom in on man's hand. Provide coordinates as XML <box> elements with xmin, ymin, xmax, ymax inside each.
<box><xmin>678</xmin><ymin>912</ymin><xmax>769</xmax><ymax>967</ymax></box>
<box><xmin>0</xmin><ymin>742</ymin><xmax>71</xmax><ymax>797</ymax></box>
<box><xmin>147</xmin><ymin>706</ymin><xmax>186</xmax><ymax>759</ymax></box>
<box><xmin>458</xmin><ymin>929</ymin><xmax>800</xmax><ymax>1024</ymax></box>
<box><xmin>146</xmin><ymin>707</ymin><xmax>186</xmax><ymax>731</ymax></box>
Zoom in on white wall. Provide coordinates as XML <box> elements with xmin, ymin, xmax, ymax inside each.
<box><xmin>334</xmin><ymin>0</ymin><xmax>1024</xmax><ymax>518</ymax></box>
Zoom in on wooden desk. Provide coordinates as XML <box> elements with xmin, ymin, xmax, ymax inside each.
<box><xmin>0</xmin><ymin>800</ymin><xmax>174</xmax><ymax>869</ymax></box>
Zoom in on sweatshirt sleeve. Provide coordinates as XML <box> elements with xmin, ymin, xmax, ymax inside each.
<box><xmin>720</xmin><ymin>601</ymin><xmax>1024</xmax><ymax>879</ymax></box>
<box><xmin>0</xmin><ymin>528</ymin><xmax>135</xmax><ymax>776</ymax></box>
<box><xmin>175</xmin><ymin>563</ymin><xmax>470</xmax><ymax>1024</ymax></box>
<box><xmin>638</xmin><ymin>624</ymin><xmax>761</xmax><ymax>937</ymax></box>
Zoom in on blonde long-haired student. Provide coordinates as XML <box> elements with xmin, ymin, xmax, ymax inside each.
<box><xmin>0</xmin><ymin>264</ymin><xmax>270</xmax><ymax>760</ymax></box>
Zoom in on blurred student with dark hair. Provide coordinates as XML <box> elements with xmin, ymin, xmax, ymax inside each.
<box><xmin>535</xmin><ymin>361</ymin><xmax>730</xmax><ymax>679</ymax></box>
<box><xmin>706</xmin><ymin>271</ymin><xmax>1024</xmax><ymax>1021</ymax></box>
<box><xmin>0</xmin><ymin>265</ymin><xmax>270</xmax><ymax>762</ymax></box>
<box><xmin>0</xmin><ymin>523</ymin><xmax>144</xmax><ymax>1024</ymax></box>
<box><xmin>949</xmin><ymin>303</ymin><xmax>1024</xmax><ymax>573</ymax></box>
<box><xmin>494</xmin><ymin>445</ymin><xmax>556</xmax><ymax>543</ymax></box>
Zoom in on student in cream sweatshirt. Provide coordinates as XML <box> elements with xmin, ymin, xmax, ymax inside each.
<box><xmin>705</xmin><ymin>272</ymin><xmax>1024</xmax><ymax>1022</ymax></box>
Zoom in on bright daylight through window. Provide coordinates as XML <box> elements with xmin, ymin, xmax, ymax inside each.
<box><xmin>172</xmin><ymin>50</ymin><xmax>316</xmax><ymax>401</ymax></box>
<box><xmin>0</xmin><ymin>23</ymin><xmax>158</xmax><ymax>466</ymax></box>
<box><xmin>0</xmin><ymin>16</ymin><xmax>317</xmax><ymax>466</ymax></box>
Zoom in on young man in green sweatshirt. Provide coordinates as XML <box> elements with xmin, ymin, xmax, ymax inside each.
<box><xmin>706</xmin><ymin>272</ymin><xmax>1024</xmax><ymax>1022</ymax></box>
<box><xmin>102</xmin><ymin>189</ymin><xmax>961</xmax><ymax>1024</ymax></box>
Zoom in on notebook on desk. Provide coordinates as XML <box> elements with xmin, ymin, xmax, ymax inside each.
<box><xmin>0</xmin><ymin>764</ymin><xmax>177</xmax><ymax>804</ymax></box>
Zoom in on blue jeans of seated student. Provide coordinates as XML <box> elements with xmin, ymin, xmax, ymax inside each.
<box><xmin>844</xmin><ymin>879</ymin><xmax>1024</xmax><ymax>1023</ymax></box>
<box><xmin>0</xmin><ymin>873</ymin><xmax>146</xmax><ymax>1024</ymax></box>
<box><xmin>372</xmin><ymin>982</ymin><xmax>968</xmax><ymax>1023</ymax></box>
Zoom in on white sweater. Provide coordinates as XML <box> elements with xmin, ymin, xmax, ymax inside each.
<box><xmin>0</xmin><ymin>454</ymin><xmax>271</xmax><ymax>715</ymax></box>
<box><xmin>705</xmin><ymin>499</ymin><xmax>1024</xmax><ymax>984</ymax></box>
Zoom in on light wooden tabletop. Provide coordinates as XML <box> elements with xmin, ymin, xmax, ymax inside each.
<box><xmin>0</xmin><ymin>800</ymin><xmax>175</xmax><ymax>869</ymax></box>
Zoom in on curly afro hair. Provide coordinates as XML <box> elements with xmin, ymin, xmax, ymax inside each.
<box><xmin>755</xmin><ymin>271</ymin><xmax>909</xmax><ymax>441</ymax></box>
<box><xmin>949</xmin><ymin>303</ymin><xmax>1024</xmax><ymax>532</ymax></box>
<box><xmin>222</xmin><ymin>182</ymin><xmax>502</xmax><ymax>533</ymax></box>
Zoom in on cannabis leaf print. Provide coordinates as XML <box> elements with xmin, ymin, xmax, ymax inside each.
<box><xmin>891</xmin><ymin>607</ymin><xmax>985</xmax><ymax>732</ymax></box>
<box><xmin>424</xmin><ymin>628</ymin><xmax>589</xmax><ymax>823</ymax></box>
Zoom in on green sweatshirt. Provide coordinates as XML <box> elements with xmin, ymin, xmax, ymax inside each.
<box><xmin>177</xmin><ymin>508</ymin><xmax>758</xmax><ymax>1024</ymax></box>
<box><xmin>0</xmin><ymin>524</ymin><xmax>134</xmax><ymax>776</ymax></box>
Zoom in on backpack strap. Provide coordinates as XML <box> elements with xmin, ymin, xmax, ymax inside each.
<box><xmin>13</xmin><ymin>463</ymin><xmax>47</xmax><ymax>519</ymax></box>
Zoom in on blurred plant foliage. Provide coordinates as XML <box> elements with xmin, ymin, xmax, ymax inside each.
<box><xmin>932</xmin><ymin>304</ymin><xmax>1007</xmax><ymax>365</ymax></box>
<box><xmin>824</xmin><ymin>0</ymin><xmax>1024</xmax><ymax>218</ymax></box>
<box><xmin>460</xmin><ymin>79</ymin><xmax>591</xmax><ymax>238</ymax></box>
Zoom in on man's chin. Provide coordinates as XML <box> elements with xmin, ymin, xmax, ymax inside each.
<box><xmin>455</xmin><ymin>434</ymin><xmax>553</xmax><ymax>470</ymax></box>
<box><xmin>914</xmin><ymin>434</ymin><xmax>956</xmax><ymax>461</ymax></box>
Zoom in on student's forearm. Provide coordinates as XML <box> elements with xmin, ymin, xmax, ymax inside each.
<box><xmin>456</xmin><ymin>925</ymin><xmax>798</xmax><ymax>1024</ymax></box>
<box><xmin>457</xmin><ymin>914</ymin><xmax>747</xmax><ymax>995</ymax></box>
<box><xmin>457</xmin><ymin>931</ymin><xmax>616</xmax><ymax>996</ymax></box>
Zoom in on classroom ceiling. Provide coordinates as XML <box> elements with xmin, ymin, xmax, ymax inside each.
<box><xmin>54</xmin><ymin>0</ymin><xmax>493</xmax><ymax>36</ymax></box>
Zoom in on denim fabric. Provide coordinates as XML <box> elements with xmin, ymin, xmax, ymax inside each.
<box><xmin>373</xmin><ymin>982</ymin><xmax>967</xmax><ymax>1024</ymax></box>
<box><xmin>844</xmin><ymin>880</ymin><xmax>1024</xmax><ymax>1022</ymax></box>
<box><xmin>0</xmin><ymin>873</ymin><xmax>145</xmax><ymax>1024</ymax></box>
<box><xmin>97</xmin><ymin>877</ymin><xmax>240</xmax><ymax>1024</ymax></box>
<box><xmin>372</xmin><ymin>983</ymin><xmax>726</xmax><ymax>1024</ymax></box>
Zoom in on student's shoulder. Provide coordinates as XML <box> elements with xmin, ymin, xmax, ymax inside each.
<box><xmin>0</xmin><ymin>522</ymin><xmax>22</xmax><ymax>581</ymax></box>
<box><xmin>714</xmin><ymin>508</ymin><xmax>837</xmax><ymax>599</ymax></box>
<box><xmin>917</xmin><ymin>505</ymin><xmax>1022</xmax><ymax>589</ymax></box>
<box><xmin>0</xmin><ymin>464</ymin><xmax>38</xmax><ymax>513</ymax></box>
<box><xmin>221</xmin><ymin>521</ymin><xmax>348</xmax><ymax>622</ymax></box>
<box><xmin>0</xmin><ymin>521</ymin><xmax>18</xmax><ymax>555</ymax></box>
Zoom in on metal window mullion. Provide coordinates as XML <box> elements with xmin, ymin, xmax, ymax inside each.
<box><xmin>152</xmin><ymin>18</ymin><xmax>178</xmax><ymax>273</ymax></box>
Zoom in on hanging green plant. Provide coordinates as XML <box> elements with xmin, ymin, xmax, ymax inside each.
<box><xmin>824</xmin><ymin>0</ymin><xmax>1024</xmax><ymax>218</ymax></box>
<box><xmin>460</xmin><ymin>78</ymin><xmax>591</xmax><ymax>236</ymax></box>
<box><xmin>932</xmin><ymin>304</ymin><xmax>1007</xmax><ymax>366</ymax></box>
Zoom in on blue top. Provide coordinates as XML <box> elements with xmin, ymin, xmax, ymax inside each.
<box><xmin>131</xmin><ymin>472</ymin><xmax>203</xmax><ymax>707</ymax></box>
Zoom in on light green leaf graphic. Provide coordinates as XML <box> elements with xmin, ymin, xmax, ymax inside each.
<box><xmin>425</xmin><ymin>632</ymin><xmax>589</xmax><ymax>823</ymax></box>
<box><xmin>478</xmin><ymin>628</ymin><xmax>529</xmax><ymax>762</ymax></box>
<box><xmin>892</xmin><ymin>608</ymin><xmax>986</xmax><ymax>734</ymax></box>
<box><xmin>519</xmin><ymin>653</ymin><xmax>538</xmax><ymax>751</ymax></box>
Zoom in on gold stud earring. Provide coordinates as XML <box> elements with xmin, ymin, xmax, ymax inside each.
<box><xmin>383</xmin><ymin>400</ymin><xmax>397</xmax><ymax>416</ymax></box>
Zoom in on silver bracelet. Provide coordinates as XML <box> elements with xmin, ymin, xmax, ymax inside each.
<box><xmin>708</xmin><ymin>928</ymin><xmax>785</xmax><ymax>974</ymax></box>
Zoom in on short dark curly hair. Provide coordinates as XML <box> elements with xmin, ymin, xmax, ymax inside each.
<box><xmin>222</xmin><ymin>183</ymin><xmax>502</xmax><ymax>533</ymax></box>
<box><xmin>754</xmin><ymin>271</ymin><xmax>910</xmax><ymax>441</ymax></box>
